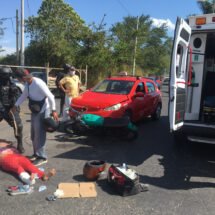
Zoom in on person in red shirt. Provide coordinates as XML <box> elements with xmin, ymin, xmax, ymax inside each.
<box><xmin>0</xmin><ymin>141</ymin><xmax>56</xmax><ymax>185</ymax></box>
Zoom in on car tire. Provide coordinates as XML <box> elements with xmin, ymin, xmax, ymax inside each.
<box><xmin>120</xmin><ymin>127</ymin><xmax>138</xmax><ymax>141</ymax></box>
<box><xmin>151</xmin><ymin>103</ymin><xmax>161</xmax><ymax>120</ymax></box>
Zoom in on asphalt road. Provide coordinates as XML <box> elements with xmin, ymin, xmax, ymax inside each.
<box><xmin>0</xmin><ymin>93</ymin><xmax>215</xmax><ymax>215</ymax></box>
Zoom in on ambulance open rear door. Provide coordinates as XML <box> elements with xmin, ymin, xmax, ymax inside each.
<box><xmin>169</xmin><ymin>17</ymin><xmax>191</xmax><ymax>131</ymax></box>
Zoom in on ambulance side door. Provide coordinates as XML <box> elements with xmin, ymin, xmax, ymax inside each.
<box><xmin>169</xmin><ymin>17</ymin><xmax>191</xmax><ymax>131</ymax></box>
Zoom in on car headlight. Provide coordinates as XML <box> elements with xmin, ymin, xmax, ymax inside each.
<box><xmin>104</xmin><ymin>103</ymin><xmax>121</xmax><ymax>111</ymax></box>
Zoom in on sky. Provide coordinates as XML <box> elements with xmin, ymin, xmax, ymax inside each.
<box><xmin>0</xmin><ymin>0</ymin><xmax>202</xmax><ymax>56</ymax></box>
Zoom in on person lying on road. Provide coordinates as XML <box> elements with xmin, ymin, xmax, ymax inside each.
<box><xmin>0</xmin><ymin>141</ymin><xmax>56</xmax><ymax>185</ymax></box>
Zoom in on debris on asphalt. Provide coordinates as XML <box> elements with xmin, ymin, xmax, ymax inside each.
<box><xmin>38</xmin><ymin>185</ymin><xmax>47</xmax><ymax>192</ymax></box>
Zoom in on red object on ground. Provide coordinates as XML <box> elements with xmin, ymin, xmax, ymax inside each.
<box><xmin>1</xmin><ymin>154</ymin><xmax>44</xmax><ymax>178</ymax></box>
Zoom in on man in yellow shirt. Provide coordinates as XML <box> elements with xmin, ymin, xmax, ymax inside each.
<box><xmin>59</xmin><ymin>65</ymin><xmax>81</xmax><ymax>121</ymax></box>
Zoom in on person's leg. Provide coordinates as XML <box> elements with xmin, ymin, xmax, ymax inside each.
<box><xmin>59</xmin><ymin>91</ymin><xmax>65</xmax><ymax>116</ymax></box>
<box><xmin>31</xmin><ymin>112</ymin><xmax>47</xmax><ymax>160</ymax></box>
<box><xmin>1</xmin><ymin>154</ymin><xmax>24</xmax><ymax>175</ymax></box>
<box><xmin>62</xmin><ymin>95</ymin><xmax>72</xmax><ymax>121</ymax></box>
<box><xmin>17</xmin><ymin>154</ymin><xmax>45</xmax><ymax>178</ymax></box>
<box><xmin>11</xmin><ymin>110</ymin><xmax>24</xmax><ymax>153</ymax></box>
<box><xmin>3</xmin><ymin>109</ymin><xmax>24</xmax><ymax>153</ymax></box>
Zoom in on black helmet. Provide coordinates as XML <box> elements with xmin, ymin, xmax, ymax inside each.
<box><xmin>63</xmin><ymin>63</ymin><xmax>71</xmax><ymax>71</ymax></box>
<box><xmin>44</xmin><ymin>117</ymin><xmax>59</xmax><ymax>132</ymax></box>
<box><xmin>0</xmin><ymin>66</ymin><xmax>13</xmax><ymax>79</ymax></box>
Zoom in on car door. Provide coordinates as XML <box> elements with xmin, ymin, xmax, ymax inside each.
<box><xmin>169</xmin><ymin>17</ymin><xmax>191</xmax><ymax>131</ymax></box>
<box><xmin>145</xmin><ymin>81</ymin><xmax>157</xmax><ymax>115</ymax></box>
<box><xmin>130</xmin><ymin>82</ymin><xmax>146</xmax><ymax>120</ymax></box>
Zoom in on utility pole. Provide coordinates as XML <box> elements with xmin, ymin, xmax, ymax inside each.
<box><xmin>132</xmin><ymin>16</ymin><xmax>139</xmax><ymax>76</ymax></box>
<box><xmin>20</xmin><ymin>0</ymin><xmax>24</xmax><ymax>66</ymax></box>
<box><xmin>16</xmin><ymin>9</ymin><xmax>19</xmax><ymax>65</ymax></box>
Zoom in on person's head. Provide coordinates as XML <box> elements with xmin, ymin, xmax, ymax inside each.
<box><xmin>0</xmin><ymin>142</ymin><xmax>18</xmax><ymax>155</ymax></box>
<box><xmin>0</xmin><ymin>66</ymin><xmax>13</xmax><ymax>81</ymax></box>
<box><xmin>69</xmin><ymin>66</ymin><xmax>76</xmax><ymax>76</ymax></box>
<box><xmin>63</xmin><ymin>64</ymin><xmax>76</xmax><ymax>76</ymax></box>
<box><xmin>15</xmin><ymin>68</ymin><xmax>32</xmax><ymax>84</ymax></box>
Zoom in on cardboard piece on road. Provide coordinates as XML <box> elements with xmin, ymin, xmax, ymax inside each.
<box><xmin>58</xmin><ymin>183</ymin><xmax>79</xmax><ymax>198</ymax></box>
<box><xmin>58</xmin><ymin>182</ymin><xmax>97</xmax><ymax>198</ymax></box>
<box><xmin>79</xmin><ymin>182</ymin><xmax>97</xmax><ymax>197</ymax></box>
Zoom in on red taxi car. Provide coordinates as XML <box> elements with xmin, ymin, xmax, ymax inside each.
<box><xmin>71</xmin><ymin>75</ymin><xmax>162</xmax><ymax>122</ymax></box>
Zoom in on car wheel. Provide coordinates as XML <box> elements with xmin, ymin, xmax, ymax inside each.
<box><xmin>151</xmin><ymin>103</ymin><xmax>161</xmax><ymax>120</ymax></box>
<box><xmin>120</xmin><ymin>127</ymin><xmax>138</xmax><ymax>141</ymax></box>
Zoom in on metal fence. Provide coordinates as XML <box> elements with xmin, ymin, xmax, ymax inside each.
<box><xmin>0</xmin><ymin>64</ymin><xmax>88</xmax><ymax>92</ymax></box>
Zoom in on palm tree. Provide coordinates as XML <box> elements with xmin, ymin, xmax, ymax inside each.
<box><xmin>197</xmin><ymin>0</ymin><xmax>215</xmax><ymax>14</ymax></box>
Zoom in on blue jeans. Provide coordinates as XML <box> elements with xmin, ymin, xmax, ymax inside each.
<box><xmin>31</xmin><ymin>111</ymin><xmax>47</xmax><ymax>159</ymax></box>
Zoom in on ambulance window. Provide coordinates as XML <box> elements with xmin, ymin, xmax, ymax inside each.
<box><xmin>176</xmin><ymin>44</ymin><xmax>183</xmax><ymax>78</ymax></box>
<box><xmin>193</xmin><ymin>38</ymin><xmax>202</xmax><ymax>49</ymax></box>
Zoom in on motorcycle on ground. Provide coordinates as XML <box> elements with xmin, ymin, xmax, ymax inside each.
<box><xmin>62</xmin><ymin>107</ymin><xmax>138</xmax><ymax>141</ymax></box>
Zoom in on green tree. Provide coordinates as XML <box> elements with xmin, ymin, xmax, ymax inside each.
<box><xmin>110</xmin><ymin>15</ymin><xmax>171</xmax><ymax>76</ymax></box>
<box><xmin>197</xmin><ymin>0</ymin><xmax>215</xmax><ymax>14</ymax></box>
<box><xmin>25</xmin><ymin>0</ymin><xmax>87</xmax><ymax>66</ymax></box>
<box><xmin>140</xmin><ymin>25</ymin><xmax>172</xmax><ymax>76</ymax></box>
<box><xmin>0</xmin><ymin>19</ymin><xmax>5</xmax><ymax>53</ymax></box>
<box><xmin>111</xmin><ymin>15</ymin><xmax>151</xmax><ymax>73</ymax></box>
<box><xmin>76</xmin><ymin>23</ymin><xmax>114</xmax><ymax>86</ymax></box>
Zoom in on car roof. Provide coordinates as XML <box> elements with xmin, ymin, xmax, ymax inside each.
<box><xmin>107</xmin><ymin>76</ymin><xmax>153</xmax><ymax>82</ymax></box>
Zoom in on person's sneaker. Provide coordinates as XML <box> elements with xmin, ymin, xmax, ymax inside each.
<box><xmin>33</xmin><ymin>158</ymin><xmax>48</xmax><ymax>166</ymax></box>
<box><xmin>9</xmin><ymin>185</ymin><xmax>34</xmax><ymax>196</ymax></box>
<box><xmin>27</xmin><ymin>154</ymin><xmax>38</xmax><ymax>161</ymax></box>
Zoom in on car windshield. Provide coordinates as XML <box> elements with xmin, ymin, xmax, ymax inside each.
<box><xmin>92</xmin><ymin>79</ymin><xmax>134</xmax><ymax>95</ymax></box>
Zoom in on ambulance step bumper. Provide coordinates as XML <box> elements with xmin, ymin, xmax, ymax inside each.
<box><xmin>187</xmin><ymin>136</ymin><xmax>215</xmax><ymax>144</ymax></box>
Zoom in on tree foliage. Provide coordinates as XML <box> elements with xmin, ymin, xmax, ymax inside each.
<box><xmin>0</xmin><ymin>19</ymin><xmax>5</xmax><ymax>53</ymax></box>
<box><xmin>25</xmin><ymin>0</ymin><xmax>87</xmax><ymax>66</ymax></box>
<box><xmin>197</xmin><ymin>0</ymin><xmax>215</xmax><ymax>14</ymax></box>
<box><xmin>19</xmin><ymin>1</ymin><xmax>173</xmax><ymax>86</ymax></box>
<box><xmin>111</xmin><ymin>15</ymin><xmax>172</xmax><ymax>76</ymax></box>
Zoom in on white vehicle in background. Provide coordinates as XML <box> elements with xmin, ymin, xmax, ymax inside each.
<box><xmin>11</xmin><ymin>78</ymin><xmax>25</xmax><ymax>93</ymax></box>
<box><xmin>169</xmin><ymin>14</ymin><xmax>215</xmax><ymax>144</ymax></box>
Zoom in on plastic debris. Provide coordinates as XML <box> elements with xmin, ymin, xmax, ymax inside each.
<box><xmin>38</xmin><ymin>185</ymin><xmax>47</xmax><ymax>192</ymax></box>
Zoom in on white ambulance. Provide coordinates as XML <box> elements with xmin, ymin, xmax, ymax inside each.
<box><xmin>169</xmin><ymin>14</ymin><xmax>215</xmax><ymax>144</ymax></box>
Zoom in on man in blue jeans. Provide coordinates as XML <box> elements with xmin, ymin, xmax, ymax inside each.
<box><xmin>12</xmin><ymin>69</ymin><xmax>59</xmax><ymax>166</ymax></box>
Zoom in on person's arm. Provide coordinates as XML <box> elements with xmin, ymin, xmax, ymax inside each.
<box><xmin>59</xmin><ymin>78</ymin><xmax>67</xmax><ymax>93</ymax></box>
<box><xmin>11</xmin><ymin>85</ymin><xmax>28</xmax><ymax>113</ymax></box>
<box><xmin>40</xmin><ymin>83</ymin><xmax>59</xmax><ymax>121</ymax></box>
<box><xmin>15</xmin><ymin>86</ymin><xmax>28</xmax><ymax>107</ymax></box>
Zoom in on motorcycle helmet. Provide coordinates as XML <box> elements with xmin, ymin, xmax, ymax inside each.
<box><xmin>0</xmin><ymin>66</ymin><xmax>13</xmax><ymax>80</ymax></box>
<box><xmin>43</xmin><ymin>117</ymin><xmax>59</xmax><ymax>132</ymax></box>
<box><xmin>63</xmin><ymin>63</ymin><xmax>71</xmax><ymax>71</ymax></box>
<box><xmin>83</xmin><ymin>160</ymin><xmax>106</xmax><ymax>180</ymax></box>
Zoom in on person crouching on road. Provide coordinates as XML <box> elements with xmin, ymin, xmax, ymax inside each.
<box><xmin>0</xmin><ymin>141</ymin><xmax>56</xmax><ymax>185</ymax></box>
<box><xmin>59</xmin><ymin>64</ymin><xmax>81</xmax><ymax>122</ymax></box>
<box><xmin>12</xmin><ymin>69</ymin><xmax>59</xmax><ymax>166</ymax></box>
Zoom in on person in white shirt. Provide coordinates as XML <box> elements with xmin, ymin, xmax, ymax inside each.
<box><xmin>12</xmin><ymin>69</ymin><xmax>59</xmax><ymax>166</ymax></box>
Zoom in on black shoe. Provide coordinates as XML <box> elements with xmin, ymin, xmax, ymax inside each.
<box><xmin>17</xmin><ymin>146</ymin><xmax>25</xmax><ymax>154</ymax></box>
<box><xmin>33</xmin><ymin>157</ymin><xmax>48</xmax><ymax>166</ymax></box>
<box><xmin>27</xmin><ymin>154</ymin><xmax>38</xmax><ymax>161</ymax></box>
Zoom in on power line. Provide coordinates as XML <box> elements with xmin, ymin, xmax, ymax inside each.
<box><xmin>115</xmin><ymin>0</ymin><xmax>130</xmax><ymax>14</ymax></box>
<box><xmin>0</xmin><ymin>17</ymin><xmax>16</xmax><ymax>34</ymax></box>
<box><xmin>26</xmin><ymin>0</ymin><xmax>32</xmax><ymax>15</ymax></box>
